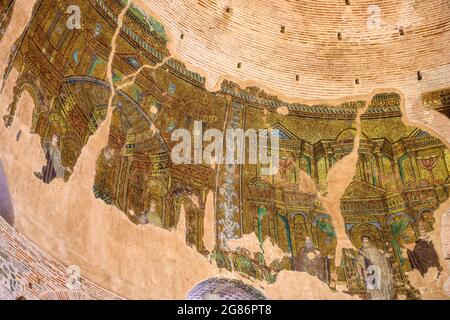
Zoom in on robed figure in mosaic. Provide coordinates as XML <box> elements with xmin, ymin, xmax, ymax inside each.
<box><xmin>295</xmin><ymin>237</ymin><xmax>330</xmax><ymax>284</ymax></box>
<box><xmin>407</xmin><ymin>223</ymin><xmax>443</xmax><ymax>277</ymax></box>
<box><xmin>356</xmin><ymin>236</ymin><xmax>395</xmax><ymax>300</ymax></box>
<box><xmin>34</xmin><ymin>135</ymin><xmax>68</xmax><ymax>184</ymax></box>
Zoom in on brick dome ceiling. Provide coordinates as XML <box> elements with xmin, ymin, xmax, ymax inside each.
<box><xmin>0</xmin><ymin>0</ymin><xmax>449</xmax><ymax>301</ymax></box>
<box><xmin>137</xmin><ymin>0</ymin><xmax>450</xmax><ymax>100</ymax></box>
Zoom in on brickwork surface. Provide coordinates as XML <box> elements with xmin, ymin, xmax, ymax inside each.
<box><xmin>0</xmin><ymin>217</ymin><xmax>121</xmax><ymax>300</ymax></box>
<box><xmin>140</xmin><ymin>0</ymin><xmax>450</xmax><ymax>100</ymax></box>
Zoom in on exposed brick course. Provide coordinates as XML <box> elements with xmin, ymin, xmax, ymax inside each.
<box><xmin>0</xmin><ymin>217</ymin><xmax>121</xmax><ymax>300</ymax></box>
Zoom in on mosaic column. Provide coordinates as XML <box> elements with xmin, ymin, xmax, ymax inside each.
<box><xmin>216</xmin><ymin>102</ymin><xmax>244</xmax><ymax>249</ymax></box>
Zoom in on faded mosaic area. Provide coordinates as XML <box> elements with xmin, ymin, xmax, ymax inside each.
<box><xmin>0</xmin><ymin>0</ymin><xmax>449</xmax><ymax>300</ymax></box>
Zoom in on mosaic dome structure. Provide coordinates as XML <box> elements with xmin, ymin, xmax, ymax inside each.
<box><xmin>0</xmin><ymin>0</ymin><xmax>449</xmax><ymax>300</ymax></box>
<box><xmin>187</xmin><ymin>278</ymin><xmax>266</xmax><ymax>301</ymax></box>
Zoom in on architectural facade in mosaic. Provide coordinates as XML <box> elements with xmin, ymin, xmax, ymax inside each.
<box><xmin>0</xmin><ymin>0</ymin><xmax>449</xmax><ymax>300</ymax></box>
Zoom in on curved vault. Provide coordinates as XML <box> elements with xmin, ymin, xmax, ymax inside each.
<box><xmin>0</xmin><ymin>0</ymin><xmax>449</xmax><ymax>300</ymax></box>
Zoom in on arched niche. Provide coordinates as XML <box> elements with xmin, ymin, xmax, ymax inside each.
<box><xmin>275</xmin><ymin>212</ymin><xmax>292</xmax><ymax>254</ymax></box>
<box><xmin>290</xmin><ymin>212</ymin><xmax>309</xmax><ymax>256</ymax></box>
<box><xmin>418</xmin><ymin>208</ymin><xmax>436</xmax><ymax>233</ymax></box>
<box><xmin>142</xmin><ymin>180</ymin><xmax>167</xmax><ymax>227</ymax></box>
<box><xmin>180</xmin><ymin>196</ymin><xmax>205</xmax><ymax>252</ymax></box>
<box><xmin>312</xmin><ymin>214</ymin><xmax>337</xmax><ymax>256</ymax></box>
